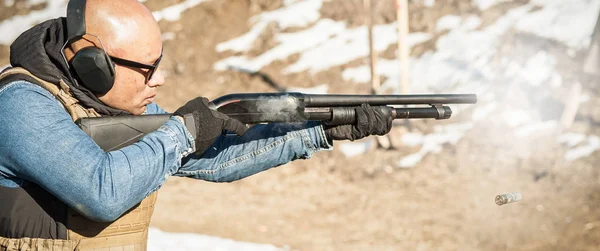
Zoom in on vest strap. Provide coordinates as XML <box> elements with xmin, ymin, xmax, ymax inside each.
<box><xmin>0</xmin><ymin>236</ymin><xmax>78</xmax><ymax>251</ymax></box>
<box><xmin>0</xmin><ymin>68</ymin><xmax>100</xmax><ymax>121</ymax></box>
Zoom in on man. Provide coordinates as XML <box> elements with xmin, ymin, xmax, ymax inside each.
<box><xmin>0</xmin><ymin>0</ymin><xmax>391</xmax><ymax>250</ymax></box>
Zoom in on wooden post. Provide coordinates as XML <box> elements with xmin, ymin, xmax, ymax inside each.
<box><xmin>364</xmin><ymin>0</ymin><xmax>380</xmax><ymax>94</ymax></box>
<box><xmin>364</xmin><ymin>0</ymin><xmax>393</xmax><ymax>149</ymax></box>
<box><xmin>397</xmin><ymin>0</ymin><xmax>410</xmax><ymax>94</ymax></box>
<box><xmin>559</xmin><ymin>82</ymin><xmax>582</xmax><ymax>131</ymax></box>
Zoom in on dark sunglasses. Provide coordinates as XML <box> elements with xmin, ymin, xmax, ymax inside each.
<box><xmin>109</xmin><ymin>49</ymin><xmax>163</xmax><ymax>83</ymax></box>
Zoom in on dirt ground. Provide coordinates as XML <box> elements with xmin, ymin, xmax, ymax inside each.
<box><xmin>2</xmin><ymin>0</ymin><xmax>600</xmax><ymax>250</ymax></box>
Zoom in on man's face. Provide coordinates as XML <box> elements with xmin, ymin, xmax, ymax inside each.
<box><xmin>98</xmin><ymin>44</ymin><xmax>164</xmax><ymax>115</ymax></box>
<box><xmin>68</xmin><ymin>0</ymin><xmax>165</xmax><ymax>115</ymax></box>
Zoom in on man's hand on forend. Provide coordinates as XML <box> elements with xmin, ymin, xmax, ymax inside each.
<box><xmin>323</xmin><ymin>104</ymin><xmax>392</xmax><ymax>142</ymax></box>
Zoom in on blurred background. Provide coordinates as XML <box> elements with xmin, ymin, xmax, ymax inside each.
<box><xmin>1</xmin><ymin>0</ymin><xmax>600</xmax><ymax>250</ymax></box>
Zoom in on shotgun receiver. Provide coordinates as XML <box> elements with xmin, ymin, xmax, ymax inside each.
<box><xmin>76</xmin><ymin>92</ymin><xmax>477</xmax><ymax>151</ymax></box>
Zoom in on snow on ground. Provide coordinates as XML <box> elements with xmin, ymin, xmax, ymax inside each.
<box><xmin>215</xmin><ymin>18</ymin><xmax>432</xmax><ymax>73</ymax></box>
<box><xmin>472</xmin><ymin>0</ymin><xmax>512</xmax><ymax>10</ymax></box>
<box><xmin>424</xmin><ymin>0</ymin><xmax>436</xmax><ymax>7</ymax></box>
<box><xmin>340</xmin><ymin>2</ymin><xmax>600</xmax><ymax>165</ymax></box>
<box><xmin>286</xmin><ymin>83</ymin><xmax>329</xmax><ymax>94</ymax></box>
<box><xmin>558</xmin><ymin>133</ymin><xmax>600</xmax><ymax>162</ymax></box>
<box><xmin>216</xmin><ymin>0</ymin><xmax>323</xmax><ymax>53</ymax></box>
<box><xmin>397</xmin><ymin>123</ymin><xmax>473</xmax><ymax>168</ymax></box>
<box><xmin>0</xmin><ymin>0</ymin><xmax>68</xmax><ymax>45</ymax></box>
<box><xmin>435</xmin><ymin>15</ymin><xmax>462</xmax><ymax>31</ymax></box>
<box><xmin>152</xmin><ymin>0</ymin><xmax>210</xmax><ymax>22</ymax></box>
<box><xmin>215</xmin><ymin>19</ymin><xmax>348</xmax><ymax>72</ymax></box>
<box><xmin>148</xmin><ymin>228</ymin><xmax>284</xmax><ymax>251</ymax></box>
<box><xmin>516</xmin><ymin>0</ymin><xmax>600</xmax><ymax>49</ymax></box>
<box><xmin>214</xmin><ymin>0</ymin><xmax>600</xmax><ymax>166</ymax></box>
<box><xmin>338</xmin><ymin>139</ymin><xmax>374</xmax><ymax>158</ymax></box>
<box><xmin>283</xmin><ymin>24</ymin><xmax>431</xmax><ymax>74</ymax></box>
<box><xmin>567</xmin><ymin>136</ymin><xmax>600</xmax><ymax>161</ymax></box>
<box><xmin>3</xmin><ymin>0</ymin><xmax>45</xmax><ymax>7</ymax></box>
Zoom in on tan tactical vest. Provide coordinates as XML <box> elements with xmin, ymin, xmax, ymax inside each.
<box><xmin>0</xmin><ymin>67</ymin><xmax>158</xmax><ymax>251</ymax></box>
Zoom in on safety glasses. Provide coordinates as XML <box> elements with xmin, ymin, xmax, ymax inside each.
<box><xmin>109</xmin><ymin>49</ymin><xmax>163</xmax><ymax>83</ymax></box>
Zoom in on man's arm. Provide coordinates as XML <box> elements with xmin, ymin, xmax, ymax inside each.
<box><xmin>176</xmin><ymin>121</ymin><xmax>332</xmax><ymax>182</ymax></box>
<box><xmin>0</xmin><ymin>82</ymin><xmax>194</xmax><ymax>222</ymax></box>
<box><xmin>147</xmin><ymin>102</ymin><xmax>333</xmax><ymax>182</ymax></box>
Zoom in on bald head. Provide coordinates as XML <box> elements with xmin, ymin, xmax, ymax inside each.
<box><xmin>65</xmin><ymin>0</ymin><xmax>165</xmax><ymax>114</ymax></box>
<box><xmin>84</xmin><ymin>0</ymin><xmax>162</xmax><ymax>63</ymax></box>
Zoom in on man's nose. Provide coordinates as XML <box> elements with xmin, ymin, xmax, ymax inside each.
<box><xmin>147</xmin><ymin>69</ymin><xmax>165</xmax><ymax>87</ymax></box>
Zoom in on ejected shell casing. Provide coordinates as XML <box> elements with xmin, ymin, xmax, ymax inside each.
<box><xmin>495</xmin><ymin>192</ymin><xmax>522</xmax><ymax>206</ymax></box>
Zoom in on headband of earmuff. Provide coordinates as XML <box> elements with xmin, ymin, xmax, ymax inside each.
<box><xmin>66</xmin><ymin>0</ymin><xmax>86</xmax><ymax>40</ymax></box>
<box><xmin>65</xmin><ymin>0</ymin><xmax>116</xmax><ymax>95</ymax></box>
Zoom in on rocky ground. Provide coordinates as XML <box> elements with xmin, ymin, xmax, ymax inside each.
<box><xmin>2</xmin><ymin>0</ymin><xmax>600</xmax><ymax>250</ymax></box>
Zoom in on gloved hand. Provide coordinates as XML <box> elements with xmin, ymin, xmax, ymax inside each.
<box><xmin>323</xmin><ymin>104</ymin><xmax>392</xmax><ymax>142</ymax></box>
<box><xmin>174</xmin><ymin>97</ymin><xmax>248</xmax><ymax>155</ymax></box>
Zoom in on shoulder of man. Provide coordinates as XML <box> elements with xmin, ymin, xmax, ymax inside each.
<box><xmin>0</xmin><ymin>78</ymin><xmax>58</xmax><ymax>102</ymax></box>
<box><xmin>0</xmin><ymin>68</ymin><xmax>58</xmax><ymax>99</ymax></box>
<box><xmin>0</xmin><ymin>78</ymin><xmax>67</xmax><ymax>123</ymax></box>
<box><xmin>0</xmin><ymin>68</ymin><xmax>101</xmax><ymax>121</ymax></box>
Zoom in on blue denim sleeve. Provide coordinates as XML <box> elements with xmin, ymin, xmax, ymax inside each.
<box><xmin>145</xmin><ymin>102</ymin><xmax>169</xmax><ymax>114</ymax></box>
<box><xmin>0</xmin><ymin>82</ymin><xmax>194</xmax><ymax>222</ymax></box>
<box><xmin>144</xmin><ymin>99</ymin><xmax>334</xmax><ymax>182</ymax></box>
<box><xmin>175</xmin><ymin>121</ymin><xmax>333</xmax><ymax>182</ymax></box>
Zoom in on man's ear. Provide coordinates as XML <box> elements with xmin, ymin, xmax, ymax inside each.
<box><xmin>64</xmin><ymin>35</ymin><xmax>101</xmax><ymax>62</ymax></box>
<box><xmin>63</xmin><ymin>46</ymin><xmax>76</xmax><ymax>62</ymax></box>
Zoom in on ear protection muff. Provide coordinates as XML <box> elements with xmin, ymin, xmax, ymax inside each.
<box><xmin>70</xmin><ymin>47</ymin><xmax>115</xmax><ymax>94</ymax></box>
<box><xmin>65</xmin><ymin>0</ymin><xmax>116</xmax><ymax>96</ymax></box>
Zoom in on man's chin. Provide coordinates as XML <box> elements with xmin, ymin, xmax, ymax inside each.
<box><xmin>128</xmin><ymin>105</ymin><xmax>147</xmax><ymax>115</ymax></box>
<box><xmin>135</xmin><ymin>107</ymin><xmax>147</xmax><ymax>115</ymax></box>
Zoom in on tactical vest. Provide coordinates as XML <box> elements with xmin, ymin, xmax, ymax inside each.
<box><xmin>0</xmin><ymin>67</ymin><xmax>158</xmax><ymax>251</ymax></box>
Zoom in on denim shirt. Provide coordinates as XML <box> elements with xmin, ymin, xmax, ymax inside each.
<box><xmin>0</xmin><ymin>81</ymin><xmax>332</xmax><ymax>222</ymax></box>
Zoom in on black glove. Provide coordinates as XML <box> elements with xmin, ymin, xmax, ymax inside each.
<box><xmin>174</xmin><ymin>97</ymin><xmax>248</xmax><ymax>155</ymax></box>
<box><xmin>324</xmin><ymin>104</ymin><xmax>392</xmax><ymax>142</ymax></box>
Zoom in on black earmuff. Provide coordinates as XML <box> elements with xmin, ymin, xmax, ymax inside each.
<box><xmin>65</xmin><ymin>0</ymin><xmax>116</xmax><ymax>96</ymax></box>
<box><xmin>70</xmin><ymin>47</ymin><xmax>115</xmax><ymax>95</ymax></box>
